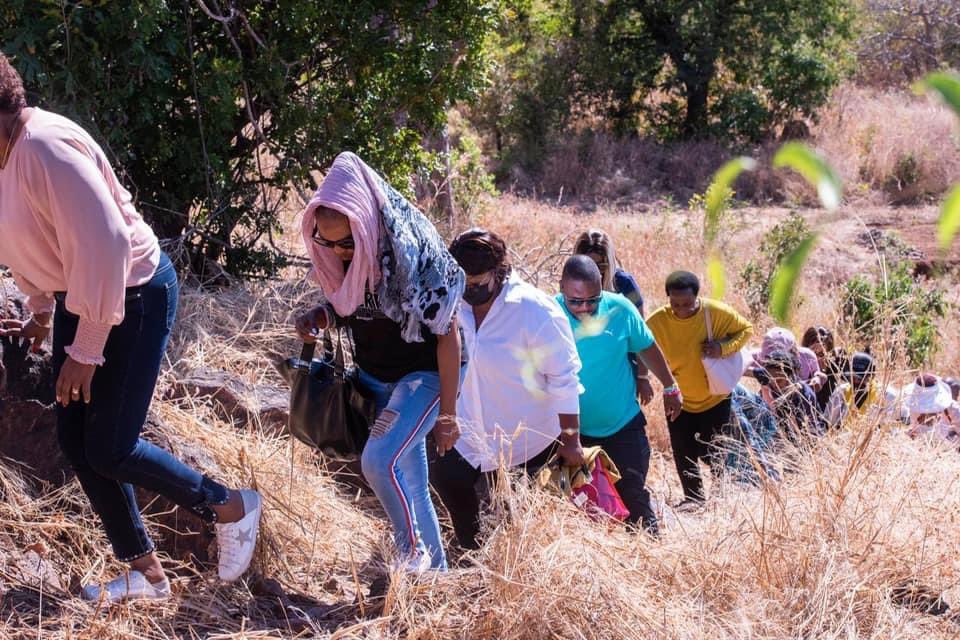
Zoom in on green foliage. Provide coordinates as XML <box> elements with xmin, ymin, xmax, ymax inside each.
<box><xmin>701</xmin><ymin>156</ymin><xmax>756</xmax><ymax>244</ymax></box>
<box><xmin>938</xmin><ymin>185</ymin><xmax>960</xmax><ymax>252</ymax></box>
<box><xmin>1</xmin><ymin>1</ymin><xmax>500</xmax><ymax>277</ymax></box>
<box><xmin>739</xmin><ymin>212</ymin><xmax>812</xmax><ymax>317</ymax></box>
<box><xmin>773</xmin><ymin>142</ymin><xmax>843</xmax><ymax>209</ymax></box>
<box><xmin>886</xmin><ymin>153</ymin><xmax>921</xmax><ymax>195</ymax></box>
<box><xmin>920</xmin><ymin>72</ymin><xmax>960</xmax><ymax>118</ymax></box>
<box><xmin>917</xmin><ymin>72</ymin><xmax>960</xmax><ymax>251</ymax></box>
<box><xmin>578</xmin><ymin>0</ymin><xmax>854</xmax><ymax>141</ymax></box>
<box><xmin>769</xmin><ymin>232</ymin><xmax>817</xmax><ymax>323</ymax></box>
<box><xmin>841</xmin><ymin>262</ymin><xmax>949</xmax><ymax>367</ymax></box>
<box><xmin>472</xmin><ymin>0</ymin><xmax>854</xmax><ymax>182</ymax></box>
<box><xmin>468</xmin><ymin>1</ymin><xmax>583</xmax><ymax>175</ymax></box>
<box><xmin>450</xmin><ymin>132</ymin><xmax>498</xmax><ymax>221</ymax></box>
<box><xmin>696</xmin><ymin>156</ymin><xmax>757</xmax><ymax>299</ymax></box>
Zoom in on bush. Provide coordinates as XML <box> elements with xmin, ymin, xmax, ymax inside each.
<box><xmin>841</xmin><ymin>262</ymin><xmax>949</xmax><ymax>367</ymax></box>
<box><xmin>815</xmin><ymin>85</ymin><xmax>960</xmax><ymax>205</ymax></box>
<box><xmin>1</xmin><ymin>1</ymin><xmax>500</xmax><ymax>278</ymax></box>
<box><xmin>739</xmin><ymin>212</ymin><xmax>812</xmax><ymax>317</ymax></box>
<box><xmin>451</xmin><ymin>129</ymin><xmax>498</xmax><ymax>221</ymax></box>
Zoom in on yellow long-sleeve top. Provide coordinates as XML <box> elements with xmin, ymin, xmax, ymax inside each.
<box><xmin>646</xmin><ymin>297</ymin><xmax>754</xmax><ymax>413</ymax></box>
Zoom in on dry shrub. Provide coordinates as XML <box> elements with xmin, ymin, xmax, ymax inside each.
<box><xmin>531</xmin><ymin>132</ymin><xmax>730</xmax><ymax>206</ymax></box>
<box><xmin>508</xmin><ymin>83</ymin><xmax>960</xmax><ymax>210</ymax></box>
<box><xmin>387</xmin><ymin>416</ymin><xmax>960</xmax><ymax>639</ymax></box>
<box><xmin>815</xmin><ymin>85</ymin><xmax>960</xmax><ymax>205</ymax></box>
<box><xmin>3</xmin><ymin>198</ymin><xmax>960</xmax><ymax>638</ymax></box>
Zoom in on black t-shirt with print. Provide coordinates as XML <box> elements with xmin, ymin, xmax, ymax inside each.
<box><xmin>334</xmin><ymin>290</ymin><xmax>440</xmax><ymax>383</ymax></box>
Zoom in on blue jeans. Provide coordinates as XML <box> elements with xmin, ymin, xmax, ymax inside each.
<box><xmin>357</xmin><ymin>368</ymin><xmax>449</xmax><ymax>570</ymax></box>
<box><xmin>53</xmin><ymin>253</ymin><xmax>228</xmax><ymax>562</ymax></box>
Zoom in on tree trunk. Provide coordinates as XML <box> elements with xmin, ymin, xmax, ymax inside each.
<box><xmin>682</xmin><ymin>77</ymin><xmax>710</xmax><ymax>139</ymax></box>
<box><xmin>420</xmin><ymin>125</ymin><xmax>457</xmax><ymax>226</ymax></box>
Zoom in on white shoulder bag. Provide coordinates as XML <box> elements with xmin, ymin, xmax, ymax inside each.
<box><xmin>700</xmin><ymin>303</ymin><xmax>749</xmax><ymax>396</ymax></box>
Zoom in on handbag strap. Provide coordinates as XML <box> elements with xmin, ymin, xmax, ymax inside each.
<box><xmin>322</xmin><ymin>330</ymin><xmax>334</xmax><ymax>359</ymax></box>
<box><xmin>298</xmin><ymin>331</ymin><xmax>336</xmax><ymax>368</ymax></box>
<box><xmin>702</xmin><ymin>300</ymin><xmax>714</xmax><ymax>342</ymax></box>
<box><xmin>330</xmin><ymin>327</ymin><xmax>349</xmax><ymax>376</ymax></box>
<box><xmin>299</xmin><ymin>341</ymin><xmax>316</xmax><ymax>364</ymax></box>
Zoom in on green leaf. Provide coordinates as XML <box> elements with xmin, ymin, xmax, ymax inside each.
<box><xmin>938</xmin><ymin>185</ymin><xmax>960</xmax><ymax>252</ymax></box>
<box><xmin>706</xmin><ymin>253</ymin><xmax>726</xmax><ymax>300</ymax></box>
<box><xmin>773</xmin><ymin>143</ymin><xmax>842</xmax><ymax>210</ymax></box>
<box><xmin>916</xmin><ymin>72</ymin><xmax>960</xmax><ymax>119</ymax></box>
<box><xmin>770</xmin><ymin>232</ymin><xmax>818</xmax><ymax>323</ymax></box>
<box><xmin>705</xmin><ymin>156</ymin><xmax>756</xmax><ymax>245</ymax></box>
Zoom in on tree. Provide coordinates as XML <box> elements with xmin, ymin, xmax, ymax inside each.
<box><xmin>856</xmin><ymin>0</ymin><xmax>960</xmax><ymax>86</ymax></box>
<box><xmin>465</xmin><ymin>1</ymin><xmax>582</xmax><ymax>174</ymax></box>
<box><xmin>1</xmin><ymin>1</ymin><xmax>499</xmax><ymax>277</ymax></box>
<box><xmin>592</xmin><ymin>0</ymin><xmax>855</xmax><ymax>141</ymax></box>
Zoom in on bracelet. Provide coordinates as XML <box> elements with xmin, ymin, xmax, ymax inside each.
<box><xmin>662</xmin><ymin>384</ymin><xmax>681</xmax><ymax>397</ymax></box>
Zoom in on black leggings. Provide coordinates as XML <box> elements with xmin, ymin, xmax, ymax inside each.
<box><xmin>429</xmin><ymin>444</ymin><xmax>554</xmax><ymax>549</ymax></box>
<box><xmin>667</xmin><ymin>399</ymin><xmax>732</xmax><ymax>501</ymax></box>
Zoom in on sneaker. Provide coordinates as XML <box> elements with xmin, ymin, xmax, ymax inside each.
<box><xmin>215</xmin><ymin>489</ymin><xmax>262</xmax><ymax>582</ymax></box>
<box><xmin>81</xmin><ymin>570</ymin><xmax>170</xmax><ymax>604</ymax></box>
<box><xmin>390</xmin><ymin>551</ymin><xmax>435</xmax><ymax>576</ymax></box>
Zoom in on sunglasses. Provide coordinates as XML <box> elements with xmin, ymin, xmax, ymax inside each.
<box><xmin>311</xmin><ymin>227</ymin><xmax>355</xmax><ymax>250</ymax></box>
<box><xmin>564</xmin><ymin>295</ymin><xmax>602</xmax><ymax>308</ymax></box>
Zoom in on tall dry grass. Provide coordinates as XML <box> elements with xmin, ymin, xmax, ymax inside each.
<box><xmin>501</xmin><ymin>83</ymin><xmax>960</xmax><ymax>210</ymax></box>
<box><xmin>2</xmin><ymin>197</ymin><xmax>959</xmax><ymax>638</ymax></box>
<box><xmin>816</xmin><ymin>85</ymin><xmax>960</xmax><ymax>205</ymax></box>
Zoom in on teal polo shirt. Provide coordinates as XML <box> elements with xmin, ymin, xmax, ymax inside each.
<box><xmin>556</xmin><ymin>291</ymin><xmax>655</xmax><ymax>437</ymax></box>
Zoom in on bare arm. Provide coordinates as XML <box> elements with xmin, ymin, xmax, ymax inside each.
<box><xmin>558</xmin><ymin>413</ymin><xmax>585</xmax><ymax>466</ymax></box>
<box><xmin>433</xmin><ymin>315</ymin><xmax>463</xmax><ymax>455</ymax></box>
<box><xmin>638</xmin><ymin>343</ymin><xmax>682</xmax><ymax>421</ymax></box>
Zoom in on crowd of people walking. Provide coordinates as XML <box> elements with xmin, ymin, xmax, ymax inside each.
<box><xmin>0</xmin><ymin>53</ymin><xmax>957</xmax><ymax>603</ymax></box>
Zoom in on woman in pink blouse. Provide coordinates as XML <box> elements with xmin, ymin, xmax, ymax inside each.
<box><xmin>0</xmin><ymin>54</ymin><xmax>260</xmax><ymax>603</ymax></box>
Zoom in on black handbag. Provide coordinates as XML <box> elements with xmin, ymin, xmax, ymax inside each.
<box><xmin>275</xmin><ymin>330</ymin><xmax>375</xmax><ymax>456</ymax></box>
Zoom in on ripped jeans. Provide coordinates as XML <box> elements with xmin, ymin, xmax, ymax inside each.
<box><xmin>358</xmin><ymin>368</ymin><xmax>449</xmax><ymax>570</ymax></box>
<box><xmin>53</xmin><ymin>253</ymin><xmax>228</xmax><ymax>562</ymax></box>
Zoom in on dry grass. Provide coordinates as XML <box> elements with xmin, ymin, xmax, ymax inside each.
<box><xmin>3</xmin><ymin>197</ymin><xmax>960</xmax><ymax>638</ymax></box>
<box><xmin>816</xmin><ymin>85</ymin><xmax>960</xmax><ymax>205</ymax></box>
<box><xmin>502</xmin><ymin>83</ymin><xmax>960</xmax><ymax>210</ymax></box>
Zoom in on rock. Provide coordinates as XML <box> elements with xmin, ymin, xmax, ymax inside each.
<box><xmin>137</xmin><ymin>416</ymin><xmax>217</xmax><ymax>564</ymax></box>
<box><xmin>0</xmin><ymin>288</ymin><xmax>215</xmax><ymax>567</ymax></box>
<box><xmin>0</xmin><ymin>282</ymin><xmax>62</xmax><ymax>484</ymax></box>
<box><xmin>164</xmin><ymin>367</ymin><xmax>289</xmax><ymax>433</ymax></box>
<box><xmin>892</xmin><ymin>580</ymin><xmax>951</xmax><ymax>616</ymax></box>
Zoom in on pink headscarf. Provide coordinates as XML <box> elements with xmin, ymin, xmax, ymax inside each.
<box><xmin>749</xmin><ymin>327</ymin><xmax>821</xmax><ymax>381</ymax></box>
<box><xmin>301</xmin><ymin>152</ymin><xmax>385</xmax><ymax>317</ymax></box>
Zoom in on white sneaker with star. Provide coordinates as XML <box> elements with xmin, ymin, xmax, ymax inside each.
<box><xmin>81</xmin><ymin>570</ymin><xmax>171</xmax><ymax>604</ymax></box>
<box><xmin>215</xmin><ymin>489</ymin><xmax>262</xmax><ymax>582</ymax></box>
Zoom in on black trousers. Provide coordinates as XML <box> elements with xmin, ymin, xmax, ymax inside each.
<box><xmin>667</xmin><ymin>398</ymin><xmax>732</xmax><ymax>501</ymax></box>
<box><xmin>429</xmin><ymin>443</ymin><xmax>554</xmax><ymax>550</ymax></box>
<box><xmin>580</xmin><ymin>411</ymin><xmax>657</xmax><ymax>532</ymax></box>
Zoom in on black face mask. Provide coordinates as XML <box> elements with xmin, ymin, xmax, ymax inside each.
<box><xmin>463</xmin><ymin>282</ymin><xmax>496</xmax><ymax>306</ymax></box>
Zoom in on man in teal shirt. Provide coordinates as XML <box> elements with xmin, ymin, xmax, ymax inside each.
<box><xmin>557</xmin><ymin>256</ymin><xmax>681</xmax><ymax>533</ymax></box>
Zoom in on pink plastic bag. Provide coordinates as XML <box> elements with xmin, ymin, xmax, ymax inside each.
<box><xmin>571</xmin><ymin>458</ymin><xmax>629</xmax><ymax>521</ymax></box>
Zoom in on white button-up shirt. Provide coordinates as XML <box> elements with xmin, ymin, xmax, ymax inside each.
<box><xmin>455</xmin><ymin>274</ymin><xmax>582</xmax><ymax>471</ymax></box>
